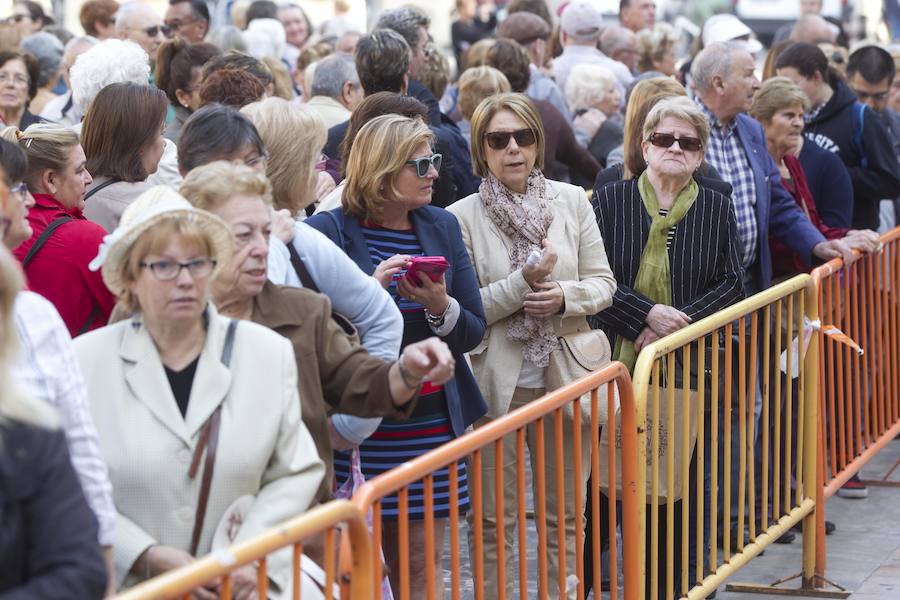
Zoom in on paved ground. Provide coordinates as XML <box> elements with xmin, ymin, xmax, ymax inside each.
<box><xmin>433</xmin><ymin>440</ymin><xmax>900</xmax><ymax>599</ymax></box>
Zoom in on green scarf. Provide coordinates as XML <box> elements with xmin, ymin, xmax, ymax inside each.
<box><xmin>614</xmin><ymin>172</ymin><xmax>699</xmax><ymax>372</ymax></box>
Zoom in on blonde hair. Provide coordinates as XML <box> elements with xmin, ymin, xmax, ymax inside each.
<box><xmin>641</xmin><ymin>96</ymin><xmax>710</xmax><ymax>148</ymax></box>
<box><xmin>342</xmin><ymin>114</ymin><xmax>434</xmax><ymax>220</ymax></box>
<box><xmin>0</xmin><ymin>245</ymin><xmax>57</xmax><ymax>428</ymax></box>
<box><xmin>458</xmin><ymin>66</ymin><xmax>510</xmax><ymax>121</ymax></box>
<box><xmin>469</xmin><ymin>92</ymin><xmax>545</xmax><ymax>179</ymax></box>
<box><xmin>1</xmin><ymin>123</ymin><xmax>80</xmax><ymax>190</ymax></box>
<box><xmin>622</xmin><ymin>77</ymin><xmax>687</xmax><ymax>178</ymax></box>
<box><xmin>462</xmin><ymin>38</ymin><xmax>497</xmax><ymax>70</ymax></box>
<box><xmin>261</xmin><ymin>56</ymin><xmax>294</xmax><ymax>100</ymax></box>
<box><xmin>750</xmin><ymin>76</ymin><xmax>810</xmax><ymax>123</ymax></box>
<box><xmin>241</xmin><ymin>98</ymin><xmax>326</xmax><ymax>215</ymax></box>
<box><xmin>179</xmin><ymin>161</ymin><xmax>273</xmax><ymax>211</ymax></box>
<box><xmin>565</xmin><ymin>64</ymin><xmax>617</xmax><ymax>113</ymax></box>
<box><xmin>637</xmin><ymin>23</ymin><xmax>677</xmax><ymax>73</ymax></box>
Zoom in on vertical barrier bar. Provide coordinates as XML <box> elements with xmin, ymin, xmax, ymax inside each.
<box><xmin>494</xmin><ymin>439</ymin><xmax>506</xmax><ymax>599</ymax></box>
<box><xmin>517</xmin><ymin>429</ymin><xmax>527</xmax><ymax>600</ymax></box>
<box><xmin>607</xmin><ymin>380</ymin><xmax>620</xmax><ymax>600</ymax></box>
<box><xmin>785</xmin><ymin>295</ymin><xmax>794</xmax><ymax>514</ymax></box>
<box><xmin>762</xmin><ymin>307</ymin><xmax>771</xmax><ymax>532</ymax></box>
<box><xmin>554</xmin><ymin>408</ymin><xmax>566</xmax><ymax>599</ymax></box>
<box><xmin>651</xmin><ymin>361</ymin><xmax>660</xmax><ymax>600</ymax></box>
<box><xmin>681</xmin><ymin>343</ymin><xmax>691</xmax><ymax>597</ymax></box>
<box><xmin>696</xmin><ymin>336</ymin><xmax>706</xmax><ymax>587</ymax></box>
<box><xmin>802</xmin><ymin>280</ymin><xmax>820</xmax><ymax>588</ymax></box>
<box><xmin>737</xmin><ymin>316</ymin><xmax>747</xmax><ymax>550</ymax></box>
<box><xmin>471</xmin><ymin>450</ymin><xmax>484</xmax><ymax>600</ymax></box>
<box><xmin>424</xmin><ymin>475</ymin><xmax>436</xmax><ymax>600</ymax></box>
<box><xmin>724</xmin><ymin>322</ymin><xmax>733</xmax><ymax>562</ymax></box>
<box><xmin>710</xmin><ymin>331</ymin><xmax>720</xmax><ymax>576</ymax></box>
<box><xmin>825</xmin><ymin>277</ymin><xmax>838</xmax><ymax>479</ymax></box>
<box><xmin>398</xmin><ymin>488</ymin><xmax>410</xmax><ymax>600</ymax></box>
<box><xmin>449</xmin><ymin>461</ymin><xmax>461</xmax><ymax>600</ymax></box>
<box><xmin>257</xmin><ymin>557</ymin><xmax>268</xmax><ymax>600</ymax></box>
<box><xmin>748</xmin><ymin>311</ymin><xmax>759</xmax><ymax>541</ymax></box>
<box><xmin>373</xmin><ymin>504</ymin><xmax>383</xmax><ymax>600</ymax></box>
<box><xmin>773</xmin><ymin>300</ymin><xmax>783</xmax><ymax>529</ymax></box>
<box><xmin>535</xmin><ymin>417</ymin><xmax>548</xmax><ymax>600</ymax></box>
<box><xmin>590</xmin><ymin>390</ymin><xmax>601</xmax><ymax>600</ymax></box>
<box><xmin>666</xmin><ymin>352</ymin><xmax>675</xmax><ymax>600</ymax></box>
<box><xmin>572</xmin><ymin>398</ymin><xmax>584</xmax><ymax>600</ymax></box>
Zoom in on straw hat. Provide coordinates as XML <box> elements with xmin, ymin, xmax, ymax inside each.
<box><xmin>89</xmin><ymin>186</ymin><xmax>234</xmax><ymax>297</ymax></box>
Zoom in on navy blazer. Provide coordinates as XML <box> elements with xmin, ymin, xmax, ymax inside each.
<box><xmin>306</xmin><ymin>205</ymin><xmax>488</xmax><ymax>436</ymax></box>
<box><xmin>734</xmin><ymin>114</ymin><xmax>826</xmax><ymax>291</ymax></box>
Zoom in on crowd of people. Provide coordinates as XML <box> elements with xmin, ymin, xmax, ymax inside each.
<box><xmin>2</xmin><ymin>0</ymin><xmax>899</xmax><ymax>598</ymax></box>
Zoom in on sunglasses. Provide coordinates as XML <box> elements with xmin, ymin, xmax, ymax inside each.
<box><xmin>405</xmin><ymin>153</ymin><xmax>442</xmax><ymax>178</ymax></box>
<box><xmin>484</xmin><ymin>128</ymin><xmax>537</xmax><ymax>150</ymax></box>
<box><xmin>647</xmin><ymin>132</ymin><xmax>703</xmax><ymax>152</ymax></box>
<box><xmin>131</xmin><ymin>25</ymin><xmax>172</xmax><ymax>37</ymax></box>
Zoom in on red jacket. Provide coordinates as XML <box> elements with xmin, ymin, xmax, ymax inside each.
<box><xmin>770</xmin><ymin>154</ymin><xmax>849</xmax><ymax>278</ymax></box>
<box><xmin>13</xmin><ymin>193</ymin><xmax>114</xmax><ymax>336</ymax></box>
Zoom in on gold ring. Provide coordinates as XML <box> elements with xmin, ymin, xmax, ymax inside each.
<box><xmin>410</xmin><ymin>295</ymin><xmax>416</xmax><ymax>301</ymax></box>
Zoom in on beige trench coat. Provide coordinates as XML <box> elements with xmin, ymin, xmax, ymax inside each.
<box><xmin>74</xmin><ymin>304</ymin><xmax>325</xmax><ymax>589</ymax></box>
<box><xmin>447</xmin><ymin>179</ymin><xmax>618</xmax><ymax>419</ymax></box>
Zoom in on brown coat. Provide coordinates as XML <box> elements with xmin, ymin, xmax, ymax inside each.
<box><xmin>251</xmin><ymin>282</ymin><xmax>416</xmax><ymax>503</ymax></box>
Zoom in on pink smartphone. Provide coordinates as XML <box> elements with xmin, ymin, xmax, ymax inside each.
<box><xmin>404</xmin><ymin>256</ymin><xmax>449</xmax><ymax>286</ymax></box>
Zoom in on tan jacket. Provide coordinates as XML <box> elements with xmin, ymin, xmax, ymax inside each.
<box><xmin>74</xmin><ymin>305</ymin><xmax>325</xmax><ymax>588</ymax></box>
<box><xmin>448</xmin><ymin>179</ymin><xmax>617</xmax><ymax>418</ymax></box>
<box><xmin>83</xmin><ymin>178</ymin><xmax>154</xmax><ymax>233</ymax></box>
<box><xmin>251</xmin><ymin>282</ymin><xmax>416</xmax><ymax>501</ymax></box>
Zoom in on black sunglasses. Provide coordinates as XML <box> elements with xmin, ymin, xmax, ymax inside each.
<box><xmin>405</xmin><ymin>153</ymin><xmax>442</xmax><ymax>178</ymax></box>
<box><xmin>132</xmin><ymin>24</ymin><xmax>172</xmax><ymax>37</ymax></box>
<box><xmin>484</xmin><ymin>128</ymin><xmax>537</xmax><ymax>150</ymax></box>
<box><xmin>647</xmin><ymin>132</ymin><xmax>703</xmax><ymax>152</ymax></box>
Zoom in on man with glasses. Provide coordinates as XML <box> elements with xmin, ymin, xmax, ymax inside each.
<box><xmin>115</xmin><ymin>2</ymin><xmax>169</xmax><ymax>67</ymax></box>
<box><xmin>847</xmin><ymin>45</ymin><xmax>900</xmax><ymax>232</ymax></box>
<box><xmin>164</xmin><ymin>0</ymin><xmax>209</xmax><ymax>44</ymax></box>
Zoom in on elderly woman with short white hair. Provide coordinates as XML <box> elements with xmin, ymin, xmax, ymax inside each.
<box><xmin>637</xmin><ymin>23</ymin><xmax>679</xmax><ymax>77</ymax></box>
<box><xmin>565</xmin><ymin>64</ymin><xmax>624</xmax><ymax>168</ymax></box>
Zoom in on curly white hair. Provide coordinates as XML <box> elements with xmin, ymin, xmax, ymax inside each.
<box><xmin>243</xmin><ymin>18</ymin><xmax>286</xmax><ymax>61</ymax></box>
<box><xmin>70</xmin><ymin>39</ymin><xmax>150</xmax><ymax>114</ymax></box>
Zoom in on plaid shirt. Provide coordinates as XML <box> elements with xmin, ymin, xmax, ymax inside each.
<box><xmin>12</xmin><ymin>291</ymin><xmax>116</xmax><ymax>546</ymax></box>
<box><xmin>697</xmin><ymin>99</ymin><xmax>759</xmax><ymax>268</ymax></box>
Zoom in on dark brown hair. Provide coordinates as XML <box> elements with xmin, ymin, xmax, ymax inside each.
<box><xmin>484</xmin><ymin>38</ymin><xmax>531</xmax><ymax>93</ymax></box>
<box><xmin>155</xmin><ymin>38</ymin><xmax>221</xmax><ymax>106</ymax></box>
<box><xmin>338</xmin><ymin>92</ymin><xmax>428</xmax><ymax>176</ymax></box>
<box><xmin>0</xmin><ymin>49</ymin><xmax>40</xmax><ymax>101</ymax></box>
<box><xmin>199</xmin><ymin>68</ymin><xmax>265</xmax><ymax>108</ymax></box>
<box><xmin>201</xmin><ymin>50</ymin><xmax>273</xmax><ymax>89</ymax></box>
<box><xmin>82</xmin><ymin>82</ymin><xmax>168</xmax><ymax>182</ymax></box>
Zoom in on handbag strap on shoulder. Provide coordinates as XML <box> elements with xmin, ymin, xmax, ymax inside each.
<box><xmin>188</xmin><ymin>318</ymin><xmax>238</xmax><ymax>556</ymax></box>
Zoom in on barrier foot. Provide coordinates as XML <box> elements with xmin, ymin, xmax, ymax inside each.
<box><xmin>860</xmin><ymin>455</ymin><xmax>900</xmax><ymax>487</ymax></box>
<box><xmin>726</xmin><ymin>573</ymin><xmax>850</xmax><ymax>598</ymax></box>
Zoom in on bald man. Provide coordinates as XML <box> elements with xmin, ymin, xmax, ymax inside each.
<box><xmin>115</xmin><ymin>2</ymin><xmax>166</xmax><ymax>65</ymax></box>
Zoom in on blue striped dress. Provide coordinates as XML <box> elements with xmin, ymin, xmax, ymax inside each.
<box><xmin>333</xmin><ymin>221</ymin><xmax>469</xmax><ymax>519</ymax></box>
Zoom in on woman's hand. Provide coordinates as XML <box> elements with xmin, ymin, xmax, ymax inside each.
<box><xmin>396</xmin><ymin>271</ymin><xmax>450</xmax><ymax>316</ymax></box>
<box><xmin>523</xmin><ymin>281</ymin><xmax>565</xmax><ymax>317</ymax></box>
<box><xmin>400</xmin><ymin>337</ymin><xmax>456</xmax><ymax>385</ymax></box>
<box><xmin>373</xmin><ymin>255</ymin><xmax>410</xmax><ymax>288</ymax></box>
<box><xmin>135</xmin><ymin>546</ymin><xmax>219</xmax><ymax>600</ymax></box>
<box><xmin>646</xmin><ymin>304</ymin><xmax>691</xmax><ymax>337</ymax></box>
<box><xmin>315</xmin><ymin>171</ymin><xmax>337</xmax><ymax>201</ymax></box>
<box><xmin>573</xmin><ymin>108</ymin><xmax>607</xmax><ymax>140</ymax></box>
<box><xmin>328</xmin><ymin>418</ymin><xmax>356</xmax><ymax>452</ymax></box>
<box><xmin>270</xmin><ymin>208</ymin><xmax>295</xmax><ymax>244</ymax></box>
<box><xmin>230</xmin><ymin>564</ymin><xmax>260</xmax><ymax>600</ymax></box>
<box><xmin>843</xmin><ymin>229</ymin><xmax>882</xmax><ymax>254</ymax></box>
<box><xmin>635</xmin><ymin>326</ymin><xmax>661</xmax><ymax>352</ymax></box>
<box><xmin>522</xmin><ymin>239</ymin><xmax>557</xmax><ymax>287</ymax></box>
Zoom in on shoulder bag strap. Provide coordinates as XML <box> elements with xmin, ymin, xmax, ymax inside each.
<box><xmin>286</xmin><ymin>241</ymin><xmax>319</xmax><ymax>292</ymax></box>
<box><xmin>22</xmin><ymin>216</ymin><xmax>73</xmax><ymax>267</ymax></box>
<box><xmin>188</xmin><ymin>318</ymin><xmax>238</xmax><ymax>556</ymax></box>
<box><xmin>83</xmin><ymin>178</ymin><xmax>120</xmax><ymax>203</ymax></box>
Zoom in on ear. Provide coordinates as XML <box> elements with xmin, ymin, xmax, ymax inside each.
<box><xmin>640</xmin><ymin>139</ymin><xmax>651</xmax><ymax>163</ymax></box>
<box><xmin>401</xmin><ymin>73</ymin><xmax>409</xmax><ymax>95</ymax></box>
<box><xmin>712</xmin><ymin>73</ymin><xmax>727</xmax><ymax>96</ymax></box>
<box><xmin>341</xmin><ymin>80</ymin><xmax>354</xmax><ymax>107</ymax></box>
<box><xmin>41</xmin><ymin>169</ymin><xmax>57</xmax><ymax>195</ymax></box>
<box><xmin>174</xmin><ymin>88</ymin><xmax>192</xmax><ymax>108</ymax></box>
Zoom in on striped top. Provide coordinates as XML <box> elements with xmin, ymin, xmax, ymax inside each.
<box><xmin>360</xmin><ymin>221</ymin><xmax>425</xmax><ymax>314</ymax></box>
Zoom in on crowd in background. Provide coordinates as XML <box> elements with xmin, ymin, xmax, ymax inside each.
<box><xmin>2</xmin><ymin>0</ymin><xmax>900</xmax><ymax>598</ymax></box>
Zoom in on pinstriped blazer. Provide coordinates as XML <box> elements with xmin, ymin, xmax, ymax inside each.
<box><xmin>591</xmin><ymin>179</ymin><xmax>745</xmax><ymax>346</ymax></box>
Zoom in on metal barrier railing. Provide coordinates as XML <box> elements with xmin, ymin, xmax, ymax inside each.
<box><xmin>111</xmin><ymin>499</ymin><xmax>373</xmax><ymax>600</ymax></box>
<box><xmin>350</xmin><ymin>362</ymin><xmax>640</xmax><ymax>600</ymax></box>
<box><xmin>631</xmin><ymin>275</ymin><xmax>820</xmax><ymax>599</ymax></box>
<box><xmin>809</xmin><ymin>227</ymin><xmax>900</xmax><ymax>590</ymax></box>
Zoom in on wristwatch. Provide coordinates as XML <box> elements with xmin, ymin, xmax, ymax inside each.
<box><xmin>425</xmin><ymin>302</ymin><xmax>449</xmax><ymax>328</ymax></box>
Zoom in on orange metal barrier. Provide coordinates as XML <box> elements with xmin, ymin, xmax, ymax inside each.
<box><xmin>810</xmin><ymin>226</ymin><xmax>900</xmax><ymax>587</ymax></box>
<box><xmin>111</xmin><ymin>499</ymin><xmax>373</xmax><ymax>600</ymax></box>
<box><xmin>350</xmin><ymin>362</ymin><xmax>640</xmax><ymax>600</ymax></box>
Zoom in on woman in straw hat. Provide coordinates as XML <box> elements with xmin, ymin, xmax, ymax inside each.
<box><xmin>73</xmin><ymin>186</ymin><xmax>324</xmax><ymax>597</ymax></box>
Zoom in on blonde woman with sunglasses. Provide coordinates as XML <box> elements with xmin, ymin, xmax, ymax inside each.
<box><xmin>447</xmin><ymin>92</ymin><xmax>617</xmax><ymax>599</ymax></box>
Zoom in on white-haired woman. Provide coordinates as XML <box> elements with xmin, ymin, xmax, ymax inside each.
<box><xmin>637</xmin><ymin>23</ymin><xmax>679</xmax><ymax>77</ymax></box>
<box><xmin>565</xmin><ymin>64</ymin><xmax>624</xmax><ymax>168</ymax></box>
<box><xmin>74</xmin><ymin>187</ymin><xmax>324</xmax><ymax>597</ymax></box>
<box><xmin>0</xmin><ymin>244</ymin><xmax>107</xmax><ymax>598</ymax></box>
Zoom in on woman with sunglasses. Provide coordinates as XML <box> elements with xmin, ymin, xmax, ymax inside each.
<box><xmin>447</xmin><ymin>92</ymin><xmax>616</xmax><ymax>598</ymax></box>
<box><xmin>592</xmin><ymin>96</ymin><xmax>744</xmax><ymax>599</ymax></box>
<box><xmin>307</xmin><ymin>114</ymin><xmax>487</xmax><ymax>599</ymax></box>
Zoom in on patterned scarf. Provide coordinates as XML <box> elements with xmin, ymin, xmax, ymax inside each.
<box><xmin>480</xmin><ymin>169</ymin><xmax>560</xmax><ymax>367</ymax></box>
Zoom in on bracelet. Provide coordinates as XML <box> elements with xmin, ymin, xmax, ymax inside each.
<box><xmin>425</xmin><ymin>301</ymin><xmax>450</xmax><ymax>328</ymax></box>
<box><xmin>397</xmin><ymin>355</ymin><xmax>423</xmax><ymax>389</ymax></box>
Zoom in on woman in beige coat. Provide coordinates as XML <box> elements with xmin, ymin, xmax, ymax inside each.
<box><xmin>73</xmin><ymin>187</ymin><xmax>324</xmax><ymax>599</ymax></box>
<box><xmin>447</xmin><ymin>93</ymin><xmax>616</xmax><ymax>599</ymax></box>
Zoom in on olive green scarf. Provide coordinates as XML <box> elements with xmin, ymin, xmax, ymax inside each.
<box><xmin>614</xmin><ymin>172</ymin><xmax>699</xmax><ymax>372</ymax></box>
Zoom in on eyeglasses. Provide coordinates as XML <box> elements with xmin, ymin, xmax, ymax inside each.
<box><xmin>853</xmin><ymin>89</ymin><xmax>889</xmax><ymax>102</ymax></box>
<box><xmin>9</xmin><ymin>182</ymin><xmax>27</xmax><ymax>196</ymax></box>
<box><xmin>242</xmin><ymin>152</ymin><xmax>268</xmax><ymax>169</ymax></box>
<box><xmin>484</xmin><ymin>129</ymin><xmax>537</xmax><ymax>150</ymax></box>
<box><xmin>129</xmin><ymin>25</ymin><xmax>171</xmax><ymax>38</ymax></box>
<box><xmin>0</xmin><ymin>72</ymin><xmax>29</xmax><ymax>87</ymax></box>
<box><xmin>405</xmin><ymin>153</ymin><xmax>442</xmax><ymax>178</ymax></box>
<box><xmin>6</xmin><ymin>15</ymin><xmax>27</xmax><ymax>24</ymax></box>
<box><xmin>647</xmin><ymin>132</ymin><xmax>703</xmax><ymax>152</ymax></box>
<box><xmin>139</xmin><ymin>258</ymin><xmax>216</xmax><ymax>281</ymax></box>
<box><xmin>164</xmin><ymin>18</ymin><xmax>197</xmax><ymax>32</ymax></box>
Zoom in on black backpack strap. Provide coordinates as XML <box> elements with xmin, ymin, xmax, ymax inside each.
<box><xmin>83</xmin><ymin>178</ymin><xmax>119</xmax><ymax>203</ymax></box>
<box><xmin>22</xmin><ymin>216</ymin><xmax>73</xmax><ymax>267</ymax></box>
<box><xmin>75</xmin><ymin>304</ymin><xmax>103</xmax><ymax>337</ymax></box>
<box><xmin>286</xmin><ymin>242</ymin><xmax>319</xmax><ymax>292</ymax></box>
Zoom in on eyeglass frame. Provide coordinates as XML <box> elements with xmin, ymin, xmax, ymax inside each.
<box><xmin>483</xmin><ymin>129</ymin><xmax>538</xmax><ymax>151</ymax></box>
<box><xmin>139</xmin><ymin>258</ymin><xmax>217</xmax><ymax>281</ymax></box>
<box><xmin>0</xmin><ymin>72</ymin><xmax>29</xmax><ymax>87</ymax></box>
<box><xmin>405</xmin><ymin>153</ymin><xmax>442</xmax><ymax>178</ymax></box>
<box><xmin>646</xmin><ymin>131</ymin><xmax>703</xmax><ymax>152</ymax></box>
<box><xmin>128</xmin><ymin>25</ymin><xmax>172</xmax><ymax>38</ymax></box>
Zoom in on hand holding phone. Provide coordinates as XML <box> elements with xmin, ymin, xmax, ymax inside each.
<box><xmin>404</xmin><ymin>256</ymin><xmax>449</xmax><ymax>287</ymax></box>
